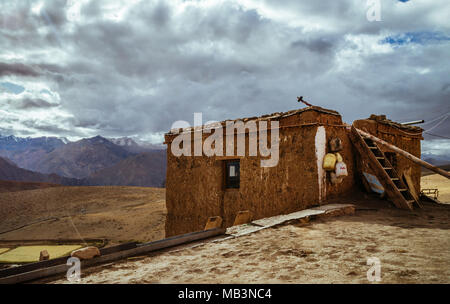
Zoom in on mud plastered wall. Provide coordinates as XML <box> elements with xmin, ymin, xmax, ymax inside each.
<box><xmin>323</xmin><ymin>126</ymin><xmax>356</xmax><ymax>200</ymax></box>
<box><xmin>353</xmin><ymin>119</ymin><xmax>422</xmax><ymax>193</ymax></box>
<box><xmin>165</xmin><ymin>152</ymin><xmax>224</xmax><ymax>237</ymax></box>
<box><xmin>165</xmin><ymin>109</ymin><xmax>356</xmax><ymax>237</ymax></box>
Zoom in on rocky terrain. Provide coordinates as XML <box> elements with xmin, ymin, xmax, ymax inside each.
<box><xmin>85</xmin><ymin>150</ymin><xmax>166</xmax><ymax>187</ymax></box>
<box><xmin>0</xmin><ymin>134</ymin><xmax>166</xmax><ymax>187</ymax></box>
<box><xmin>0</xmin><ymin>156</ymin><xmax>81</xmax><ymax>185</ymax></box>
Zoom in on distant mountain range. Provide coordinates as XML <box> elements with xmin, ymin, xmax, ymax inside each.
<box><xmin>25</xmin><ymin>136</ymin><xmax>134</xmax><ymax>179</ymax></box>
<box><xmin>421</xmin><ymin>153</ymin><xmax>450</xmax><ymax>166</ymax></box>
<box><xmin>109</xmin><ymin>137</ymin><xmax>165</xmax><ymax>154</ymax></box>
<box><xmin>85</xmin><ymin>150</ymin><xmax>166</xmax><ymax>187</ymax></box>
<box><xmin>0</xmin><ymin>134</ymin><xmax>166</xmax><ymax>187</ymax></box>
<box><xmin>0</xmin><ymin>135</ymin><xmax>67</xmax><ymax>171</ymax></box>
<box><xmin>0</xmin><ymin>156</ymin><xmax>81</xmax><ymax>185</ymax></box>
<box><xmin>2</xmin><ymin>133</ymin><xmax>446</xmax><ymax>189</ymax></box>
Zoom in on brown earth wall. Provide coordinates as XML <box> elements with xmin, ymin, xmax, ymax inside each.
<box><xmin>165</xmin><ymin>110</ymin><xmax>358</xmax><ymax>236</ymax></box>
<box><xmin>353</xmin><ymin>119</ymin><xmax>422</xmax><ymax>192</ymax></box>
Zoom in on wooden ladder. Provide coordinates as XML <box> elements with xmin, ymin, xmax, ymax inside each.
<box><xmin>349</xmin><ymin>126</ymin><xmax>421</xmax><ymax>210</ymax></box>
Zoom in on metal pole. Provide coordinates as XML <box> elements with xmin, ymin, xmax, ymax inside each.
<box><xmin>401</xmin><ymin>120</ymin><xmax>425</xmax><ymax>126</ymax></box>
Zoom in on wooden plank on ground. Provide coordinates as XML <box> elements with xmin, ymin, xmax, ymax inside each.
<box><xmin>227</xmin><ymin>204</ymin><xmax>356</xmax><ymax>237</ymax></box>
<box><xmin>0</xmin><ymin>228</ymin><xmax>225</xmax><ymax>284</ymax></box>
<box><xmin>0</xmin><ymin>242</ymin><xmax>137</xmax><ymax>279</ymax></box>
<box><xmin>251</xmin><ymin>209</ymin><xmax>325</xmax><ymax>227</ymax></box>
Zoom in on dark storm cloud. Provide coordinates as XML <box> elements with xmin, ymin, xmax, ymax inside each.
<box><xmin>12</xmin><ymin>97</ymin><xmax>58</xmax><ymax>109</ymax></box>
<box><xmin>150</xmin><ymin>1</ymin><xmax>171</xmax><ymax>28</ymax></box>
<box><xmin>40</xmin><ymin>0</ymin><xmax>68</xmax><ymax>27</ymax></box>
<box><xmin>0</xmin><ymin>62</ymin><xmax>41</xmax><ymax>77</ymax></box>
<box><xmin>262</xmin><ymin>0</ymin><xmax>353</xmax><ymax>19</ymax></box>
<box><xmin>22</xmin><ymin>119</ymin><xmax>70</xmax><ymax>133</ymax></box>
<box><xmin>0</xmin><ymin>0</ymin><xmax>449</xmax><ymax>154</ymax></box>
<box><xmin>291</xmin><ymin>35</ymin><xmax>340</xmax><ymax>54</ymax></box>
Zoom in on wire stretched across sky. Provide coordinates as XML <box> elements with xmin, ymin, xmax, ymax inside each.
<box><xmin>425</xmin><ymin>132</ymin><xmax>450</xmax><ymax>140</ymax></box>
<box><xmin>424</xmin><ymin>114</ymin><xmax>448</xmax><ymax>133</ymax></box>
<box><xmin>421</xmin><ymin>111</ymin><xmax>450</xmax><ymax>127</ymax></box>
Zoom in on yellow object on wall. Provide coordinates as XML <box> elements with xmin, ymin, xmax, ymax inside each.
<box><xmin>0</xmin><ymin>245</ymin><xmax>82</xmax><ymax>263</ymax></box>
<box><xmin>323</xmin><ymin>153</ymin><xmax>337</xmax><ymax>171</ymax></box>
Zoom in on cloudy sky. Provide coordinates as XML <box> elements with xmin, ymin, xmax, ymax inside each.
<box><xmin>0</xmin><ymin>0</ymin><xmax>449</xmax><ymax>154</ymax></box>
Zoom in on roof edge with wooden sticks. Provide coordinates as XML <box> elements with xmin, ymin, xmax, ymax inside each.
<box><xmin>165</xmin><ymin>105</ymin><xmax>341</xmax><ymax>135</ymax></box>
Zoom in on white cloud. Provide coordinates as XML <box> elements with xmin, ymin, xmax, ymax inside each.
<box><xmin>422</xmin><ymin>139</ymin><xmax>450</xmax><ymax>156</ymax></box>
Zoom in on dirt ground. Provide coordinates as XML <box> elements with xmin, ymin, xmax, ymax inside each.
<box><xmin>2</xmin><ymin>174</ymin><xmax>448</xmax><ymax>283</ymax></box>
<box><xmin>0</xmin><ymin>186</ymin><xmax>166</xmax><ymax>245</ymax></box>
<box><xmin>51</xmin><ymin>174</ymin><xmax>450</xmax><ymax>284</ymax></box>
<box><xmin>421</xmin><ymin>173</ymin><xmax>450</xmax><ymax>203</ymax></box>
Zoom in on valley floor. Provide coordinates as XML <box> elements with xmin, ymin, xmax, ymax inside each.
<box><xmin>50</xmin><ymin>175</ymin><xmax>449</xmax><ymax>284</ymax></box>
<box><xmin>0</xmin><ymin>186</ymin><xmax>166</xmax><ymax>245</ymax></box>
<box><xmin>1</xmin><ymin>174</ymin><xmax>448</xmax><ymax>284</ymax></box>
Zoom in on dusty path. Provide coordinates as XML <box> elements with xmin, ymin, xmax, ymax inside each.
<box><xmin>52</xmin><ymin>199</ymin><xmax>450</xmax><ymax>284</ymax></box>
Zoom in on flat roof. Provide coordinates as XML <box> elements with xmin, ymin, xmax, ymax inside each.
<box><xmin>365</xmin><ymin>114</ymin><xmax>423</xmax><ymax>132</ymax></box>
<box><xmin>166</xmin><ymin>106</ymin><xmax>341</xmax><ymax>135</ymax></box>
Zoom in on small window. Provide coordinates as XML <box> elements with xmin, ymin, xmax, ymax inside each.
<box><xmin>225</xmin><ymin>160</ymin><xmax>240</xmax><ymax>189</ymax></box>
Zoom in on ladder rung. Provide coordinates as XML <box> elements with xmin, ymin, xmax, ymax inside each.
<box><xmin>398</xmin><ymin>189</ymin><xmax>407</xmax><ymax>192</ymax></box>
<box><xmin>383</xmin><ymin>167</ymin><xmax>392</xmax><ymax>170</ymax></box>
<box><xmin>376</xmin><ymin>157</ymin><xmax>384</xmax><ymax>160</ymax></box>
<box><xmin>369</xmin><ymin>146</ymin><xmax>378</xmax><ymax>149</ymax></box>
<box><xmin>391</xmin><ymin>178</ymin><xmax>399</xmax><ymax>181</ymax></box>
<box><xmin>406</xmin><ymin>200</ymin><xmax>415</xmax><ymax>205</ymax></box>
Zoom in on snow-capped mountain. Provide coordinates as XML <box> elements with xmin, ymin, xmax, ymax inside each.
<box><xmin>108</xmin><ymin>137</ymin><xmax>165</xmax><ymax>153</ymax></box>
<box><xmin>0</xmin><ymin>134</ymin><xmax>66</xmax><ymax>152</ymax></box>
<box><xmin>109</xmin><ymin>137</ymin><xmax>140</xmax><ymax>147</ymax></box>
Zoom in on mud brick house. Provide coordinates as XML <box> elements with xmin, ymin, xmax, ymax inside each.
<box><xmin>353</xmin><ymin>115</ymin><xmax>423</xmax><ymax>196</ymax></box>
<box><xmin>164</xmin><ymin>107</ymin><xmax>423</xmax><ymax>237</ymax></box>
